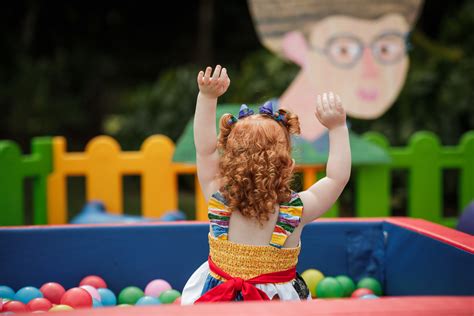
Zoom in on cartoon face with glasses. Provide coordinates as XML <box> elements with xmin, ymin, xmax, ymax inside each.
<box><xmin>249</xmin><ymin>0</ymin><xmax>423</xmax><ymax>142</ymax></box>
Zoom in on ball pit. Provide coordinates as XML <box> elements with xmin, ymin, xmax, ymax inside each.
<box><xmin>0</xmin><ymin>275</ymin><xmax>183</xmax><ymax>312</ymax></box>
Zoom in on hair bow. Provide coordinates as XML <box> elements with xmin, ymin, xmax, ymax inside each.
<box><xmin>238</xmin><ymin>104</ymin><xmax>254</xmax><ymax>119</ymax></box>
<box><xmin>259</xmin><ymin>101</ymin><xmax>287</xmax><ymax>125</ymax></box>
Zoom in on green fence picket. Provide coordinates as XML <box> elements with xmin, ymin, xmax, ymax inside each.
<box><xmin>0</xmin><ymin>138</ymin><xmax>52</xmax><ymax>226</ymax></box>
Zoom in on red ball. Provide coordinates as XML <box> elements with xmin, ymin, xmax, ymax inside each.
<box><xmin>79</xmin><ymin>275</ymin><xmax>107</xmax><ymax>289</ymax></box>
<box><xmin>40</xmin><ymin>282</ymin><xmax>66</xmax><ymax>304</ymax></box>
<box><xmin>351</xmin><ymin>288</ymin><xmax>374</xmax><ymax>298</ymax></box>
<box><xmin>173</xmin><ymin>297</ymin><xmax>181</xmax><ymax>305</ymax></box>
<box><xmin>3</xmin><ymin>300</ymin><xmax>30</xmax><ymax>313</ymax></box>
<box><xmin>27</xmin><ymin>298</ymin><xmax>53</xmax><ymax>312</ymax></box>
<box><xmin>60</xmin><ymin>287</ymin><xmax>93</xmax><ymax>308</ymax></box>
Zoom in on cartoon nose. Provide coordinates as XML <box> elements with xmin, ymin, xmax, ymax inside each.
<box><xmin>361</xmin><ymin>47</ymin><xmax>379</xmax><ymax>79</ymax></box>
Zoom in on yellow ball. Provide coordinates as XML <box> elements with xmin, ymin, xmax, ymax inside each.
<box><xmin>49</xmin><ymin>304</ymin><xmax>74</xmax><ymax>312</ymax></box>
<box><xmin>301</xmin><ymin>269</ymin><xmax>325</xmax><ymax>298</ymax></box>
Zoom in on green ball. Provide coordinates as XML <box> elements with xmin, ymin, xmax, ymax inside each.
<box><xmin>316</xmin><ymin>277</ymin><xmax>344</xmax><ymax>298</ymax></box>
<box><xmin>301</xmin><ymin>269</ymin><xmax>325</xmax><ymax>298</ymax></box>
<box><xmin>335</xmin><ymin>275</ymin><xmax>356</xmax><ymax>297</ymax></box>
<box><xmin>159</xmin><ymin>289</ymin><xmax>181</xmax><ymax>304</ymax></box>
<box><xmin>357</xmin><ymin>277</ymin><xmax>382</xmax><ymax>296</ymax></box>
<box><xmin>118</xmin><ymin>286</ymin><xmax>144</xmax><ymax>305</ymax></box>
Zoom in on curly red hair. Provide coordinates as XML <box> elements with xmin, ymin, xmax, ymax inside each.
<box><xmin>217</xmin><ymin>109</ymin><xmax>300</xmax><ymax>224</ymax></box>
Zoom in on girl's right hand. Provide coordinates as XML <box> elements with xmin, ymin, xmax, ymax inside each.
<box><xmin>315</xmin><ymin>92</ymin><xmax>346</xmax><ymax>130</ymax></box>
<box><xmin>197</xmin><ymin>65</ymin><xmax>230</xmax><ymax>99</ymax></box>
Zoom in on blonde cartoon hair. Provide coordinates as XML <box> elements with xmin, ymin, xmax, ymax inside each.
<box><xmin>248</xmin><ymin>0</ymin><xmax>424</xmax><ymax>57</ymax></box>
<box><xmin>217</xmin><ymin>108</ymin><xmax>300</xmax><ymax>224</ymax></box>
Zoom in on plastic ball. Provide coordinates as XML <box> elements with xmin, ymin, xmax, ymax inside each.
<box><xmin>79</xmin><ymin>275</ymin><xmax>107</xmax><ymax>289</ymax></box>
<box><xmin>40</xmin><ymin>282</ymin><xmax>66</xmax><ymax>305</ymax></box>
<box><xmin>14</xmin><ymin>286</ymin><xmax>43</xmax><ymax>304</ymax></box>
<box><xmin>98</xmin><ymin>288</ymin><xmax>117</xmax><ymax>306</ymax></box>
<box><xmin>300</xmin><ymin>269</ymin><xmax>325</xmax><ymax>298</ymax></box>
<box><xmin>80</xmin><ymin>285</ymin><xmax>101</xmax><ymax>301</ymax></box>
<box><xmin>173</xmin><ymin>297</ymin><xmax>181</xmax><ymax>305</ymax></box>
<box><xmin>60</xmin><ymin>287</ymin><xmax>93</xmax><ymax>308</ymax></box>
<box><xmin>357</xmin><ymin>277</ymin><xmax>382</xmax><ymax>296</ymax></box>
<box><xmin>351</xmin><ymin>288</ymin><xmax>374</xmax><ymax>298</ymax></box>
<box><xmin>27</xmin><ymin>298</ymin><xmax>53</xmax><ymax>312</ymax></box>
<box><xmin>316</xmin><ymin>277</ymin><xmax>344</xmax><ymax>298</ymax></box>
<box><xmin>117</xmin><ymin>304</ymin><xmax>132</xmax><ymax>307</ymax></box>
<box><xmin>0</xmin><ymin>286</ymin><xmax>15</xmax><ymax>300</ymax></box>
<box><xmin>3</xmin><ymin>300</ymin><xmax>29</xmax><ymax>313</ymax></box>
<box><xmin>335</xmin><ymin>275</ymin><xmax>356</xmax><ymax>297</ymax></box>
<box><xmin>49</xmin><ymin>304</ymin><xmax>74</xmax><ymax>312</ymax></box>
<box><xmin>118</xmin><ymin>286</ymin><xmax>144</xmax><ymax>305</ymax></box>
<box><xmin>144</xmin><ymin>279</ymin><xmax>172</xmax><ymax>297</ymax></box>
<box><xmin>159</xmin><ymin>289</ymin><xmax>181</xmax><ymax>304</ymax></box>
<box><xmin>360</xmin><ymin>294</ymin><xmax>379</xmax><ymax>299</ymax></box>
<box><xmin>136</xmin><ymin>296</ymin><xmax>161</xmax><ymax>305</ymax></box>
<box><xmin>92</xmin><ymin>298</ymin><xmax>103</xmax><ymax>308</ymax></box>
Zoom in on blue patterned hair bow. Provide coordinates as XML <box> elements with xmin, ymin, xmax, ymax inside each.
<box><xmin>238</xmin><ymin>104</ymin><xmax>254</xmax><ymax>119</ymax></box>
<box><xmin>259</xmin><ymin>101</ymin><xmax>287</xmax><ymax>125</ymax></box>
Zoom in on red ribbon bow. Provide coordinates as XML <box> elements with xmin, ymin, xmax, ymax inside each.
<box><xmin>196</xmin><ymin>256</ymin><xmax>296</xmax><ymax>303</ymax></box>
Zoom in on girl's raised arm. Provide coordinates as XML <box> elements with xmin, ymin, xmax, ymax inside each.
<box><xmin>194</xmin><ymin>65</ymin><xmax>230</xmax><ymax>201</ymax></box>
<box><xmin>299</xmin><ymin>92</ymin><xmax>351</xmax><ymax>223</ymax></box>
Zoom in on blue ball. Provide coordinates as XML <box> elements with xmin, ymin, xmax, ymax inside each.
<box><xmin>0</xmin><ymin>286</ymin><xmax>15</xmax><ymax>300</ymax></box>
<box><xmin>92</xmin><ymin>298</ymin><xmax>103</xmax><ymax>308</ymax></box>
<box><xmin>360</xmin><ymin>294</ymin><xmax>379</xmax><ymax>299</ymax></box>
<box><xmin>13</xmin><ymin>286</ymin><xmax>43</xmax><ymax>304</ymax></box>
<box><xmin>135</xmin><ymin>296</ymin><xmax>160</xmax><ymax>305</ymax></box>
<box><xmin>98</xmin><ymin>288</ymin><xmax>117</xmax><ymax>306</ymax></box>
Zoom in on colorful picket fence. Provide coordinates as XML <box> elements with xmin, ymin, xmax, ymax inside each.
<box><xmin>0</xmin><ymin>131</ymin><xmax>473</xmax><ymax>227</ymax></box>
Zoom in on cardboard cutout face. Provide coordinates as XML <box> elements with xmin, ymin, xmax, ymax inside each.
<box><xmin>305</xmin><ymin>14</ymin><xmax>409</xmax><ymax>119</ymax></box>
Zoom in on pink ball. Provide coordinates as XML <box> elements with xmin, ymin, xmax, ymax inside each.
<box><xmin>79</xmin><ymin>275</ymin><xmax>107</xmax><ymax>289</ymax></box>
<box><xmin>27</xmin><ymin>298</ymin><xmax>53</xmax><ymax>312</ymax></box>
<box><xmin>144</xmin><ymin>279</ymin><xmax>172</xmax><ymax>297</ymax></box>
<box><xmin>60</xmin><ymin>288</ymin><xmax>93</xmax><ymax>308</ymax></box>
<box><xmin>80</xmin><ymin>285</ymin><xmax>101</xmax><ymax>302</ymax></box>
<box><xmin>40</xmin><ymin>282</ymin><xmax>66</xmax><ymax>305</ymax></box>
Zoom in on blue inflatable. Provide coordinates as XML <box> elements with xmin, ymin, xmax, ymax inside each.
<box><xmin>70</xmin><ymin>200</ymin><xmax>186</xmax><ymax>224</ymax></box>
<box><xmin>457</xmin><ymin>201</ymin><xmax>474</xmax><ymax>235</ymax></box>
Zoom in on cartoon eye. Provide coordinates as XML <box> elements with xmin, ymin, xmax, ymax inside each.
<box><xmin>326</xmin><ymin>37</ymin><xmax>361</xmax><ymax>66</ymax></box>
<box><xmin>373</xmin><ymin>34</ymin><xmax>406</xmax><ymax>63</ymax></box>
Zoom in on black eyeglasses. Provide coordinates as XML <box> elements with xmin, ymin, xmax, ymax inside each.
<box><xmin>311</xmin><ymin>31</ymin><xmax>411</xmax><ymax>68</ymax></box>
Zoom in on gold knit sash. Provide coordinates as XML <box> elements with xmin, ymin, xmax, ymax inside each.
<box><xmin>208</xmin><ymin>234</ymin><xmax>300</xmax><ymax>280</ymax></box>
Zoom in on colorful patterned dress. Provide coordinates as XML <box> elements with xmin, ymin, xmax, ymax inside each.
<box><xmin>181</xmin><ymin>191</ymin><xmax>310</xmax><ymax>304</ymax></box>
